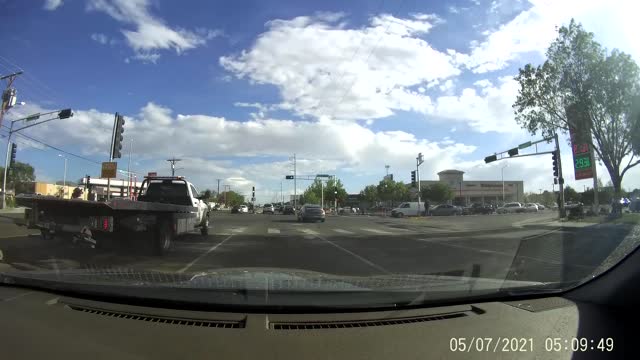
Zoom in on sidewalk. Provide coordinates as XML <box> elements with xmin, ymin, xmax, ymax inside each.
<box><xmin>0</xmin><ymin>207</ymin><xmax>25</xmax><ymax>214</ymax></box>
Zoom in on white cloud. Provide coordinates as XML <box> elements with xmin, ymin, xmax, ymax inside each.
<box><xmin>8</xmin><ymin>102</ymin><xmax>478</xmax><ymax>197</ymax></box>
<box><xmin>220</xmin><ymin>12</ymin><xmax>459</xmax><ymax>121</ymax></box>
<box><xmin>431</xmin><ymin>76</ymin><xmax>520</xmax><ymax>133</ymax></box>
<box><xmin>43</xmin><ymin>0</ymin><xmax>63</xmax><ymax>11</ymax></box>
<box><xmin>87</xmin><ymin>0</ymin><xmax>221</xmax><ymax>61</ymax></box>
<box><xmin>90</xmin><ymin>33</ymin><xmax>109</xmax><ymax>44</ymax></box>
<box><xmin>464</xmin><ymin>0</ymin><xmax>640</xmax><ymax>73</ymax></box>
<box><xmin>128</xmin><ymin>52</ymin><xmax>161</xmax><ymax>64</ymax></box>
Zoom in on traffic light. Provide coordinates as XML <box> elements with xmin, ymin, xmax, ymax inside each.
<box><xmin>508</xmin><ymin>148</ymin><xmax>518</xmax><ymax>157</ymax></box>
<box><xmin>85</xmin><ymin>175</ymin><xmax>91</xmax><ymax>190</ymax></box>
<box><xmin>111</xmin><ymin>114</ymin><xmax>125</xmax><ymax>159</ymax></box>
<box><xmin>411</xmin><ymin>170</ymin><xmax>416</xmax><ymax>187</ymax></box>
<box><xmin>552</xmin><ymin>150</ymin><xmax>559</xmax><ymax>177</ymax></box>
<box><xmin>9</xmin><ymin>143</ymin><xmax>17</xmax><ymax>167</ymax></box>
<box><xmin>252</xmin><ymin>186</ymin><xmax>255</xmax><ymax>199</ymax></box>
<box><xmin>484</xmin><ymin>154</ymin><xmax>497</xmax><ymax>163</ymax></box>
<box><xmin>58</xmin><ymin>108</ymin><xmax>73</xmax><ymax>119</ymax></box>
<box><xmin>285</xmin><ymin>175</ymin><xmax>294</xmax><ymax>179</ymax></box>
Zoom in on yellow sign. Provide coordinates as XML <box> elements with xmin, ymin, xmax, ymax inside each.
<box><xmin>101</xmin><ymin>162</ymin><xmax>117</xmax><ymax>178</ymax></box>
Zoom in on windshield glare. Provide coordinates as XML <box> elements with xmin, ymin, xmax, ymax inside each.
<box><xmin>1</xmin><ymin>0</ymin><xmax>639</xmax><ymax>309</ymax></box>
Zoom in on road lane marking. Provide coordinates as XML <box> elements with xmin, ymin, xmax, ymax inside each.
<box><xmin>268</xmin><ymin>228</ymin><xmax>281</xmax><ymax>234</ymax></box>
<box><xmin>360</xmin><ymin>228</ymin><xmax>393</xmax><ymax>235</ymax></box>
<box><xmin>231</xmin><ymin>227</ymin><xmax>247</xmax><ymax>233</ymax></box>
<box><xmin>177</xmin><ymin>235</ymin><xmax>234</xmax><ymax>273</ymax></box>
<box><xmin>333</xmin><ymin>228</ymin><xmax>354</xmax><ymax>234</ymax></box>
<box><xmin>314</xmin><ymin>235</ymin><xmax>390</xmax><ymax>274</ymax></box>
<box><xmin>300</xmin><ymin>228</ymin><xmax>319</xmax><ymax>235</ymax></box>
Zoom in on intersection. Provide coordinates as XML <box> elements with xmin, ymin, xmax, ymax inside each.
<box><xmin>0</xmin><ymin>210</ymin><xmax>636</xmax><ymax>286</ymax></box>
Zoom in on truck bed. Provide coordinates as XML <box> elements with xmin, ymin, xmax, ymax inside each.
<box><xmin>16</xmin><ymin>195</ymin><xmax>197</xmax><ymax>214</ymax></box>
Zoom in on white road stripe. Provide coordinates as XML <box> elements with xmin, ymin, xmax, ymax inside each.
<box><xmin>268</xmin><ymin>228</ymin><xmax>281</xmax><ymax>234</ymax></box>
<box><xmin>230</xmin><ymin>227</ymin><xmax>247</xmax><ymax>233</ymax></box>
<box><xmin>300</xmin><ymin>228</ymin><xmax>319</xmax><ymax>235</ymax></box>
<box><xmin>360</xmin><ymin>228</ymin><xmax>393</xmax><ymax>235</ymax></box>
<box><xmin>177</xmin><ymin>235</ymin><xmax>234</xmax><ymax>273</ymax></box>
<box><xmin>315</xmin><ymin>235</ymin><xmax>390</xmax><ymax>274</ymax></box>
<box><xmin>332</xmin><ymin>228</ymin><xmax>354</xmax><ymax>234</ymax></box>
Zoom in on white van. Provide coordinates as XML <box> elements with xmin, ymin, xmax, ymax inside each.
<box><xmin>390</xmin><ymin>202</ymin><xmax>426</xmax><ymax>217</ymax></box>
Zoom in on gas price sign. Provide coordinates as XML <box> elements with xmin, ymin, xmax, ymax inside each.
<box><xmin>567</xmin><ymin>104</ymin><xmax>594</xmax><ymax>180</ymax></box>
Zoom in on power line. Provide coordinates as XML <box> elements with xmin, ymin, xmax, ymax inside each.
<box><xmin>1</xmin><ymin>123</ymin><xmax>101</xmax><ymax>166</ymax></box>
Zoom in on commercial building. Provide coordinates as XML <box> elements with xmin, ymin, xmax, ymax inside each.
<box><xmin>18</xmin><ymin>177</ymin><xmax>144</xmax><ymax>201</ymax></box>
<box><xmin>421</xmin><ymin>169</ymin><xmax>524</xmax><ymax>206</ymax></box>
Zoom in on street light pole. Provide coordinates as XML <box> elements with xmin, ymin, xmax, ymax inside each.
<box><xmin>58</xmin><ymin>154</ymin><xmax>67</xmax><ymax>198</ymax></box>
<box><xmin>501</xmin><ymin>163</ymin><xmax>508</xmax><ymax>203</ymax></box>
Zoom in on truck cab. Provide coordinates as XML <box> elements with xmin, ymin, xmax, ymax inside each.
<box><xmin>138</xmin><ymin>177</ymin><xmax>209</xmax><ymax>228</ymax></box>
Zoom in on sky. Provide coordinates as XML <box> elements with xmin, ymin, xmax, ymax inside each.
<box><xmin>1</xmin><ymin>0</ymin><xmax>639</xmax><ymax>202</ymax></box>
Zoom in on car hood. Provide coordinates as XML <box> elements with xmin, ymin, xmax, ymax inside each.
<box><xmin>1</xmin><ymin>267</ymin><xmax>543</xmax><ymax>293</ymax></box>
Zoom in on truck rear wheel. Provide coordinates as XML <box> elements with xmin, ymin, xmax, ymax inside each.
<box><xmin>152</xmin><ymin>222</ymin><xmax>173</xmax><ymax>256</ymax></box>
<box><xmin>200</xmin><ymin>217</ymin><xmax>210</xmax><ymax>236</ymax></box>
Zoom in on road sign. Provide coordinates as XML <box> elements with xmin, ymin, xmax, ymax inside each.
<box><xmin>285</xmin><ymin>175</ymin><xmax>294</xmax><ymax>179</ymax></box>
<box><xmin>518</xmin><ymin>141</ymin><xmax>531</xmax><ymax>149</ymax></box>
<box><xmin>148</xmin><ymin>172</ymin><xmax>157</xmax><ymax>177</ymax></box>
<box><xmin>101</xmin><ymin>162</ymin><xmax>117</xmax><ymax>178</ymax></box>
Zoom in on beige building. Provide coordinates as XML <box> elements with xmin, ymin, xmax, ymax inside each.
<box><xmin>31</xmin><ymin>182</ymin><xmax>88</xmax><ymax>200</ymax></box>
<box><xmin>421</xmin><ymin>169</ymin><xmax>524</xmax><ymax>206</ymax></box>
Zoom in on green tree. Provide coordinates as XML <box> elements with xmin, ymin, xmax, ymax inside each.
<box><xmin>301</xmin><ymin>178</ymin><xmax>347</xmax><ymax>206</ymax></box>
<box><xmin>218</xmin><ymin>191</ymin><xmax>244</xmax><ymax>207</ymax></box>
<box><xmin>360</xmin><ymin>184</ymin><xmax>378</xmax><ymax>203</ymax></box>
<box><xmin>376</xmin><ymin>178</ymin><xmax>409</xmax><ymax>206</ymax></box>
<box><xmin>564</xmin><ymin>186</ymin><xmax>580</xmax><ymax>202</ymax></box>
<box><xmin>1</xmin><ymin>162</ymin><xmax>36</xmax><ymax>194</ymax></box>
<box><xmin>202</xmin><ymin>189</ymin><xmax>215</xmax><ymax>201</ymax></box>
<box><xmin>421</xmin><ymin>182</ymin><xmax>454</xmax><ymax>204</ymax></box>
<box><xmin>513</xmin><ymin>19</ymin><xmax>640</xmax><ymax>203</ymax></box>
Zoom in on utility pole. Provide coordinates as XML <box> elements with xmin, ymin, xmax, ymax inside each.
<box><xmin>216</xmin><ymin>179</ymin><xmax>221</xmax><ymax>199</ymax></box>
<box><xmin>291</xmin><ymin>153</ymin><xmax>297</xmax><ymax>208</ymax></box>
<box><xmin>281</xmin><ymin>181</ymin><xmax>284</xmax><ymax>205</ymax></box>
<box><xmin>416</xmin><ymin>153</ymin><xmax>424</xmax><ymax>216</ymax></box>
<box><xmin>167</xmin><ymin>158</ymin><xmax>182</xmax><ymax>176</ymax></box>
<box><xmin>0</xmin><ymin>71</ymin><xmax>23</xmax><ymax>130</ymax></box>
<box><xmin>127</xmin><ymin>138</ymin><xmax>132</xmax><ymax>198</ymax></box>
<box><xmin>385</xmin><ymin>165</ymin><xmax>390</xmax><ymax>177</ymax></box>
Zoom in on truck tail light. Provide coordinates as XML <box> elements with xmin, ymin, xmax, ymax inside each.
<box><xmin>90</xmin><ymin>216</ymin><xmax>113</xmax><ymax>232</ymax></box>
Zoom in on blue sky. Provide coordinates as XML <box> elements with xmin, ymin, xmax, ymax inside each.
<box><xmin>1</xmin><ymin>0</ymin><xmax>639</xmax><ymax>201</ymax></box>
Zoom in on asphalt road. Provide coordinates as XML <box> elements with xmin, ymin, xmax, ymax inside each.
<box><xmin>0</xmin><ymin>211</ymin><xmax>637</xmax><ymax>285</ymax></box>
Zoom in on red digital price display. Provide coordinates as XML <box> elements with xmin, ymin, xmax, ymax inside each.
<box><xmin>567</xmin><ymin>104</ymin><xmax>594</xmax><ymax>181</ymax></box>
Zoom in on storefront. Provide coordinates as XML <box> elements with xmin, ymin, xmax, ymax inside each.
<box><xmin>421</xmin><ymin>170</ymin><xmax>524</xmax><ymax>206</ymax></box>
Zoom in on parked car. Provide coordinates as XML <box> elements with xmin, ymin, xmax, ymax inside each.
<box><xmin>263</xmin><ymin>203</ymin><xmax>275</xmax><ymax>214</ymax></box>
<box><xmin>524</xmin><ymin>203</ymin><xmax>539</xmax><ymax>212</ymax></box>
<box><xmin>463</xmin><ymin>203</ymin><xmax>495</xmax><ymax>215</ymax></box>
<box><xmin>238</xmin><ymin>205</ymin><xmax>249</xmax><ymax>213</ymax></box>
<box><xmin>535</xmin><ymin>203</ymin><xmax>546</xmax><ymax>210</ymax></box>
<box><xmin>231</xmin><ymin>205</ymin><xmax>240</xmax><ymax>214</ymax></box>
<box><xmin>497</xmin><ymin>202</ymin><xmax>524</xmax><ymax>214</ymax></box>
<box><xmin>282</xmin><ymin>205</ymin><xmax>295</xmax><ymax>215</ymax></box>
<box><xmin>430</xmin><ymin>204</ymin><xmax>462</xmax><ymax>216</ymax></box>
<box><xmin>390</xmin><ymin>202</ymin><xmax>427</xmax><ymax>217</ymax></box>
<box><xmin>297</xmin><ymin>204</ymin><xmax>326</xmax><ymax>222</ymax></box>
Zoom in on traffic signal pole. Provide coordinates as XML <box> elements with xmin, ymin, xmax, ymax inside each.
<box><xmin>2</xmin><ymin>109</ymin><xmax>73</xmax><ymax>208</ymax></box>
<box><xmin>554</xmin><ymin>133</ymin><xmax>566</xmax><ymax>218</ymax></box>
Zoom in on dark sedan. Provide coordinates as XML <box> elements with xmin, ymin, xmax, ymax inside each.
<box><xmin>297</xmin><ymin>204</ymin><xmax>326</xmax><ymax>222</ymax></box>
<box><xmin>282</xmin><ymin>205</ymin><xmax>295</xmax><ymax>215</ymax></box>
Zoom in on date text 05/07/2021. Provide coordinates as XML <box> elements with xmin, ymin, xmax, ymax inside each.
<box><xmin>449</xmin><ymin>337</ymin><xmax>614</xmax><ymax>353</ymax></box>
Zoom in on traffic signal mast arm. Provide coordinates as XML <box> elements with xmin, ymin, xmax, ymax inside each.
<box><xmin>484</xmin><ymin>136</ymin><xmax>556</xmax><ymax>163</ymax></box>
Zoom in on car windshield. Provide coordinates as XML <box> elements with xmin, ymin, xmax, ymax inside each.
<box><xmin>1</xmin><ymin>1</ymin><xmax>640</xmax><ymax>310</ymax></box>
